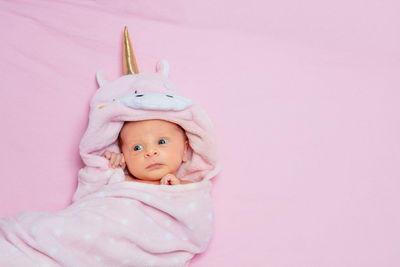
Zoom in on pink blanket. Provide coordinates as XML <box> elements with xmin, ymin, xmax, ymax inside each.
<box><xmin>0</xmin><ymin>175</ymin><xmax>214</xmax><ymax>266</ymax></box>
<box><xmin>0</xmin><ymin>59</ymin><xmax>220</xmax><ymax>266</ymax></box>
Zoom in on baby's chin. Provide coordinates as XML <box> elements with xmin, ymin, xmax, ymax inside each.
<box><xmin>132</xmin><ymin>168</ymin><xmax>174</xmax><ymax>181</ymax></box>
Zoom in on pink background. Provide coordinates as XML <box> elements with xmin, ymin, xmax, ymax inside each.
<box><xmin>1</xmin><ymin>0</ymin><xmax>399</xmax><ymax>266</ymax></box>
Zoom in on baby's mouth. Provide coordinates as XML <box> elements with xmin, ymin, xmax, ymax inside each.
<box><xmin>146</xmin><ymin>163</ymin><xmax>164</xmax><ymax>169</ymax></box>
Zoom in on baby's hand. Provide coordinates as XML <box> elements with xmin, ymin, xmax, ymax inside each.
<box><xmin>160</xmin><ymin>174</ymin><xmax>181</xmax><ymax>185</ymax></box>
<box><xmin>103</xmin><ymin>151</ymin><xmax>126</xmax><ymax>169</ymax></box>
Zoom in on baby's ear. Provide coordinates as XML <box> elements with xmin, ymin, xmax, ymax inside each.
<box><xmin>96</xmin><ymin>70</ymin><xmax>109</xmax><ymax>88</ymax></box>
<box><xmin>156</xmin><ymin>59</ymin><xmax>170</xmax><ymax>77</ymax></box>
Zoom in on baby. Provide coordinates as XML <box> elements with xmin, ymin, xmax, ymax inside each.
<box><xmin>103</xmin><ymin>119</ymin><xmax>192</xmax><ymax>185</ymax></box>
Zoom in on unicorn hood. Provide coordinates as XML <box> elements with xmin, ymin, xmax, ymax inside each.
<box><xmin>73</xmin><ymin>58</ymin><xmax>219</xmax><ymax>200</ymax></box>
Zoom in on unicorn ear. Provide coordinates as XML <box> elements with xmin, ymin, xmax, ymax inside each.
<box><xmin>96</xmin><ymin>70</ymin><xmax>108</xmax><ymax>87</ymax></box>
<box><xmin>156</xmin><ymin>59</ymin><xmax>170</xmax><ymax>77</ymax></box>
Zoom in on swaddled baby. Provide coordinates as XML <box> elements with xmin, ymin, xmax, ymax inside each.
<box><xmin>103</xmin><ymin>119</ymin><xmax>193</xmax><ymax>185</ymax></box>
<box><xmin>0</xmin><ymin>27</ymin><xmax>220</xmax><ymax>267</ymax></box>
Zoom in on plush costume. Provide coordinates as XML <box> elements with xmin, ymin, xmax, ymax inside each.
<box><xmin>0</xmin><ymin>27</ymin><xmax>220</xmax><ymax>267</ymax></box>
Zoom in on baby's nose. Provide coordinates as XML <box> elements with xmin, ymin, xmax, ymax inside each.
<box><xmin>145</xmin><ymin>149</ymin><xmax>159</xmax><ymax>158</ymax></box>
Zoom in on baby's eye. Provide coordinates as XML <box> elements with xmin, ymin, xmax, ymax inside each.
<box><xmin>158</xmin><ymin>138</ymin><xmax>168</xmax><ymax>145</ymax></box>
<box><xmin>133</xmin><ymin>145</ymin><xmax>143</xmax><ymax>151</ymax></box>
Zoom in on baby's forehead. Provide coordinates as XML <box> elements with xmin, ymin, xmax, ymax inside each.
<box><xmin>120</xmin><ymin>119</ymin><xmax>184</xmax><ymax>139</ymax></box>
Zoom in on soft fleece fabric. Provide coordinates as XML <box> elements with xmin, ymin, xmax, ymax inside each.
<box><xmin>0</xmin><ymin>60</ymin><xmax>220</xmax><ymax>266</ymax></box>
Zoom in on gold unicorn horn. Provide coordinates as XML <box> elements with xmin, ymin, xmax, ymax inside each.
<box><xmin>123</xmin><ymin>26</ymin><xmax>139</xmax><ymax>74</ymax></box>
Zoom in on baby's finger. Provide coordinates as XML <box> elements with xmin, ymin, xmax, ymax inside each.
<box><xmin>161</xmin><ymin>176</ymin><xmax>170</xmax><ymax>185</ymax></box>
<box><xmin>114</xmin><ymin>154</ymin><xmax>124</xmax><ymax>167</ymax></box>
<box><xmin>109</xmin><ymin>153</ymin><xmax>118</xmax><ymax>168</ymax></box>
<box><xmin>114</xmin><ymin>154</ymin><xmax>123</xmax><ymax>168</ymax></box>
<box><xmin>170</xmin><ymin>177</ymin><xmax>180</xmax><ymax>185</ymax></box>
<box><xmin>120</xmin><ymin>162</ymin><xmax>126</xmax><ymax>170</ymax></box>
<box><xmin>103</xmin><ymin>151</ymin><xmax>111</xmax><ymax>159</ymax></box>
<box><xmin>118</xmin><ymin>154</ymin><xmax>126</xmax><ymax>166</ymax></box>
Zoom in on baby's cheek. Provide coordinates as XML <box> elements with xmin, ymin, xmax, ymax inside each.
<box><xmin>125</xmin><ymin>157</ymin><xmax>141</xmax><ymax>173</ymax></box>
<box><xmin>169</xmin><ymin>157</ymin><xmax>184</xmax><ymax>173</ymax></box>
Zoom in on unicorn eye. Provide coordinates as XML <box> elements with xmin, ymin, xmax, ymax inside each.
<box><xmin>158</xmin><ymin>139</ymin><xmax>168</xmax><ymax>145</ymax></box>
<box><xmin>133</xmin><ymin>145</ymin><xmax>143</xmax><ymax>151</ymax></box>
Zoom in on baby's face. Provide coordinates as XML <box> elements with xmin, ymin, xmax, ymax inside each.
<box><xmin>120</xmin><ymin>119</ymin><xmax>188</xmax><ymax>181</ymax></box>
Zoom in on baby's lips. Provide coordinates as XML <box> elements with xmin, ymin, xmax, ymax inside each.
<box><xmin>146</xmin><ymin>163</ymin><xmax>164</xmax><ymax>169</ymax></box>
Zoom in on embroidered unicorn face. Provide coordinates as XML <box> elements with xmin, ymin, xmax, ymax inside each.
<box><xmin>117</xmin><ymin>91</ymin><xmax>193</xmax><ymax>111</ymax></box>
<box><xmin>95</xmin><ymin>60</ymin><xmax>193</xmax><ymax>112</ymax></box>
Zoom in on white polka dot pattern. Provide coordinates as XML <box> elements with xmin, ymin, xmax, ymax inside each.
<box><xmin>0</xmin><ymin>181</ymin><xmax>215</xmax><ymax>266</ymax></box>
